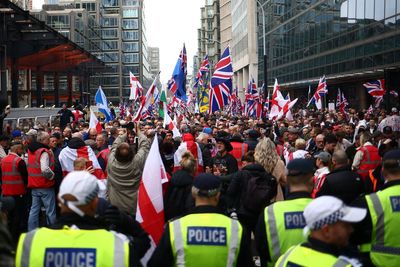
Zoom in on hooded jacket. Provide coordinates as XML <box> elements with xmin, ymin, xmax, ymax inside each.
<box><xmin>107</xmin><ymin>133</ymin><xmax>150</xmax><ymax>216</ymax></box>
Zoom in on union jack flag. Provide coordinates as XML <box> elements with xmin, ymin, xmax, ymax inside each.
<box><xmin>245</xmin><ymin>78</ymin><xmax>261</xmax><ymax>117</ymax></box>
<box><xmin>307</xmin><ymin>75</ymin><xmax>328</xmax><ymax>109</ymax></box>
<box><xmin>389</xmin><ymin>90</ymin><xmax>398</xmax><ymax>98</ymax></box>
<box><xmin>363</xmin><ymin>79</ymin><xmax>386</xmax><ymax>97</ymax></box>
<box><xmin>209</xmin><ymin>47</ymin><xmax>233</xmax><ymax>113</ymax></box>
<box><xmin>363</xmin><ymin>79</ymin><xmax>386</xmax><ymax>107</ymax></box>
<box><xmin>194</xmin><ymin>55</ymin><xmax>209</xmax><ymax>88</ymax></box>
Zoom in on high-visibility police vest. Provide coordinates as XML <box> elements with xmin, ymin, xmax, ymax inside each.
<box><xmin>357</xmin><ymin>145</ymin><xmax>380</xmax><ymax>180</ymax></box>
<box><xmin>229</xmin><ymin>142</ymin><xmax>248</xmax><ymax>169</ymax></box>
<box><xmin>1</xmin><ymin>153</ymin><xmax>26</xmax><ymax>196</ymax></box>
<box><xmin>362</xmin><ymin>184</ymin><xmax>400</xmax><ymax>267</ymax></box>
<box><xmin>16</xmin><ymin>226</ymin><xmax>129</xmax><ymax>267</ymax></box>
<box><xmin>264</xmin><ymin>198</ymin><xmax>312</xmax><ymax>265</ymax></box>
<box><xmin>27</xmin><ymin>148</ymin><xmax>55</xmax><ymax>188</ymax></box>
<box><xmin>169</xmin><ymin>213</ymin><xmax>243</xmax><ymax>267</ymax></box>
<box><xmin>275</xmin><ymin>245</ymin><xmax>351</xmax><ymax>267</ymax></box>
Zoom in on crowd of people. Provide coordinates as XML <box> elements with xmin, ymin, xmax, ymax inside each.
<box><xmin>0</xmin><ymin>103</ymin><xmax>399</xmax><ymax>267</ymax></box>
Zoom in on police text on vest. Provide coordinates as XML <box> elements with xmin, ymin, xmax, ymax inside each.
<box><xmin>390</xmin><ymin>196</ymin><xmax>400</xmax><ymax>212</ymax></box>
<box><xmin>44</xmin><ymin>248</ymin><xmax>96</xmax><ymax>267</ymax></box>
<box><xmin>187</xmin><ymin>227</ymin><xmax>227</xmax><ymax>246</ymax></box>
<box><xmin>284</xmin><ymin>212</ymin><xmax>306</xmax><ymax>229</ymax></box>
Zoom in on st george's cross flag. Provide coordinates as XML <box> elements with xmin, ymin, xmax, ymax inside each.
<box><xmin>89</xmin><ymin>110</ymin><xmax>102</xmax><ymax>133</ymax></box>
<box><xmin>163</xmin><ymin>113</ymin><xmax>181</xmax><ymax>138</ymax></box>
<box><xmin>136</xmin><ymin>134</ymin><xmax>168</xmax><ymax>245</ymax></box>
<box><xmin>95</xmin><ymin>86</ymin><xmax>113</xmax><ymax>122</ymax></box>
<box><xmin>129</xmin><ymin>72</ymin><xmax>144</xmax><ymax>101</ymax></box>
<box><xmin>58</xmin><ymin>145</ymin><xmax>104</xmax><ymax>179</ymax></box>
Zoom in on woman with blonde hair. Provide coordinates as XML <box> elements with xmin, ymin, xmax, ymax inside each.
<box><xmin>255</xmin><ymin>137</ymin><xmax>287</xmax><ymax>201</ymax></box>
<box><xmin>164</xmin><ymin>151</ymin><xmax>197</xmax><ymax>221</ymax></box>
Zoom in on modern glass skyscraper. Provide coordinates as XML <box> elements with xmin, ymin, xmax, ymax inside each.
<box><xmin>257</xmin><ymin>0</ymin><xmax>400</xmax><ymax>107</ymax></box>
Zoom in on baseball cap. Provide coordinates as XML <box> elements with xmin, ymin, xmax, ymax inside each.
<box><xmin>315</xmin><ymin>152</ymin><xmax>331</xmax><ymax>163</ymax></box>
<box><xmin>286</xmin><ymin>159</ymin><xmax>315</xmax><ymax>176</ymax></box>
<box><xmin>12</xmin><ymin>130</ymin><xmax>22</xmax><ymax>138</ymax></box>
<box><xmin>26</xmin><ymin>129</ymin><xmax>37</xmax><ymax>136</ymax></box>
<box><xmin>58</xmin><ymin>171</ymin><xmax>99</xmax><ymax>217</ymax></box>
<box><xmin>203</xmin><ymin>127</ymin><xmax>212</xmax><ymax>135</ymax></box>
<box><xmin>193</xmin><ymin>173</ymin><xmax>221</xmax><ymax>197</ymax></box>
<box><xmin>303</xmin><ymin>196</ymin><xmax>366</xmax><ymax>236</ymax></box>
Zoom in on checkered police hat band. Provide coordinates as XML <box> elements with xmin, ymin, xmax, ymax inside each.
<box><xmin>311</xmin><ymin>210</ymin><xmax>344</xmax><ymax>230</ymax></box>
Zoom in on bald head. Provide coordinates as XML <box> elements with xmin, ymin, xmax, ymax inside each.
<box><xmin>72</xmin><ymin>132</ymin><xmax>83</xmax><ymax>140</ymax></box>
<box><xmin>332</xmin><ymin>150</ymin><xmax>348</xmax><ymax>168</ymax></box>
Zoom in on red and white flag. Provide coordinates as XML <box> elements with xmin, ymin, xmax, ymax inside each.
<box><xmin>173</xmin><ymin>134</ymin><xmax>204</xmax><ymax>173</ymax></box>
<box><xmin>89</xmin><ymin>110</ymin><xmax>102</xmax><ymax>133</ymax></box>
<box><xmin>129</xmin><ymin>71</ymin><xmax>144</xmax><ymax>101</ymax></box>
<box><xmin>136</xmin><ymin>134</ymin><xmax>168</xmax><ymax>245</ymax></box>
<box><xmin>133</xmin><ymin>72</ymin><xmax>160</xmax><ymax>122</ymax></box>
<box><xmin>163</xmin><ymin>113</ymin><xmax>181</xmax><ymax>138</ymax></box>
<box><xmin>59</xmin><ymin>145</ymin><xmax>104</xmax><ymax>179</ymax></box>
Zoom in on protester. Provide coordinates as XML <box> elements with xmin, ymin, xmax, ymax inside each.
<box><xmin>164</xmin><ymin>151</ymin><xmax>196</xmax><ymax>221</ymax></box>
<box><xmin>57</xmin><ymin>103</ymin><xmax>74</xmax><ymax>129</ymax></box>
<box><xmin>107</xmin><ymin>127</ymin><xmax>150</xmax><ymax>216</ymax></box>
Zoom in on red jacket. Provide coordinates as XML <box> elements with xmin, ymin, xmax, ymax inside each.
<box><xmin>27</xmin><ymin>148</ymin><xmax>55</xmax><ymax>188</ymax></box>
<box><xmin>357</xmin><ymin>145</ymin><xmax>380</xmax><ymax>180</ymax></box>
<box><xmin>1</xmin><ymin>153</ymin><xmax>26</xmax><ymax>196</ymax></box>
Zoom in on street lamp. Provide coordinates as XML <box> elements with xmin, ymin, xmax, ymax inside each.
<box><xmin>256</xmin><ymin>0</ymin><xmax>267</xmax><ymax>99</ymax></box>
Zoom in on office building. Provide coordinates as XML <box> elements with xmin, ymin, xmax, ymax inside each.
<box><xmin>231</xmin><ymin>0</ymin><xmax>258</xmax><ymax>99</ymax></box>
<box><xmin>196</xmin><ymin>0</ymin><xmax>221</xmax><ymax>73</ymax></box>
<box><xmin>219</xmin><ymin>0</ymin><xmax>231</xmax><ymax>49</ymax></box>
<box><xmin>257</xmin><ymin>0</ymin><xmax>400</xmax><ymax>108</ymax></box>
<box><xmin>148</xmin><ymin>46</ymin><xmax>160</xmax><ymax>79</ymax></box>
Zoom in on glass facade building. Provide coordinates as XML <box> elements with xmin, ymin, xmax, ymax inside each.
<box><xmin>257</xmin><ymin>0</ymin><xmax>400</xmax><ymax>107</ymax></box>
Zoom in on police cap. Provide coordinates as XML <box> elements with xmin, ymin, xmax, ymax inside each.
<box><xmin>286</xmin><ymin>159</ymin><xmax>315</xmax><ymax>176</ymax></box>
<box><xmin>193</xmin><ymin>173</ymin><xmax>221</xmax><ymax>197</ymax></box>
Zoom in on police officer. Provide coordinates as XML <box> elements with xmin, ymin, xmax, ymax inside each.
<box><xmin>16</xmin><ymin>171</ymin><xmax>149</xmax><ymax>267</ymax></box>
<box><xmin>276</xmin><ymin>196</ymin><xmax>366</xmax><ymax>267</ymax></box>
<box><xmin>149</xmin><ymin>173</ymin><xmax>251</xmax><ymax>267</ymax></box>
<box><xmin>255</xmin><ymin>158</ymin><xmax>315</xmax><ymax>267</ymax></box>
<box><xmin>352</xmin><ymin>149</ymin><xmax>400</xmax><ymax>267</ymax></box>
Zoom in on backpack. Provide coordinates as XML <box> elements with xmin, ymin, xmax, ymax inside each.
<box><xmin>242</xmin><ymin>171</ymin><xmax>277</xmax><ymax>214</ymax></box>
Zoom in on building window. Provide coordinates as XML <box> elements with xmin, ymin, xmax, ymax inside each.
<box><xmin>102</xmin><ymin>40</ymin><xmax>118</xmax><ymax>50</ymax></box>
<box><xmin>122</xmin><ymin>53</ymin><xmax>139</xmax><ymax>63</ymax></box>
<box><xmin>103</xmin><ymin>52</ymin><xmax>119</xmax><ymax>62</ymax></box>
<box><xmin>82</xmin><ymin>2</ymin><xmax>96</xmax><ymax>11</ymax></box>
<box><xmin>122</xmin><ymin>42</ymin><xmax>139</xmax><ymax>52</ymax></box>
<box><xmin>122</xmin><ymin>65</ymin><xmax>140</xmax><ymax>74</ymax></box>
<box><xmin>123</xmin><ymin>8</ymin><xmax>139</xmax><ymax>17</ymax></box>
<box><xmin>122</xmin><ymin>0</ymin><xmax>138</xmax><ymax>6</ymax></box>
<box><xmin>102</xmin><ymin>0</ymin><xmax>119</xmax><ymax>7</ymax></box>
<box><xmin>122</xmin><ymin>19</ymin><xmax>139</xmax><ymax>29</ymax></box>
<box><xmin>102</xmin><ymin>17</ymin><xmax>119</xmax><ymax>27</ymax></box>
<box><xmin>47</xmin><ymin>15</ymin><xmax>70</xmax><ymax>28</ymax></box>
<box><xmin>102</xmin><ymin>29</ymin><xmax>118</xmax><ymax>39</ymax></box>
<box><xmin>103</xmin><ymin>76</ymin><xmax>119</xmax><ymax>85</ymax></box>
<box><xmin>122</xmin><ymin>30</ymin><xmax>139</xmax><ymax>40</ymax></box>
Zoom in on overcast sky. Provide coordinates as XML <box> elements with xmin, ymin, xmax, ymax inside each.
<box><xmin>33</xmin><ymin>0</ymin><xmax>202</xmax><ymax>84</ymax></box>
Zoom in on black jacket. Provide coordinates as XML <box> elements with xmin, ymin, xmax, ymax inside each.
<box><xmin>58</xmin><ymin>108</ymin><xmax>74</xmax><ymax>128</ymax></box>
<box><xmin>212</xmin><ymin>152</ymin><xmax>238</xmax><ymax>175</ymax></box>
<box><xmin>164</xmin><ymin>170</ymin><xmax>194</xmax><ymax>221</ymax></box>
<box><xmin>316</xmin><ymin>165</ymin><xmax>365</xmax><ymax>204</ymax></box>
<box><xmin>148</xmin><ymin>205</ymin><xmax>252</xmax><ymax>267</ymax></box>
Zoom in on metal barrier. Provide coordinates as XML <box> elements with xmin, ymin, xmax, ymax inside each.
<box><xmin>3</xmin><ymin>115</ymin><xmax>60</xmax><ymax>129</ymax></box>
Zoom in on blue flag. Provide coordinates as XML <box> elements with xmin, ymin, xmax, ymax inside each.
<box><xmin>95</xmin><ymin>86</ymin><xmax>113</xmax><ymax>122</ymax></box>
<box><xmin>168</xmin><ymin>44</ymin><xmax>187</xmax><ymax>102</ymax></box>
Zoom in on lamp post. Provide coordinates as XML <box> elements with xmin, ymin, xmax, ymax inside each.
<box><xmin>256</xmin><ymin>0</ymin><xmax>267</xmax><ymax>99</ymax></box>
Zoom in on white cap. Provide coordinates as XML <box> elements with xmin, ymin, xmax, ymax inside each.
<box><xmin>58</xmin><ymin>171</ymin><xmax>99</xmax><ymax>217</ymax></box>
<box><xmin>391</xmin><ymin>107</ymin><xmax>398</xmax><ymax>113</ymax></box>
<box><xmin>303</xmin><ymin>196</ymin><xmax>366</xmax><ymax>236</ymax></box>
<box><xmin>26</xmin><ymin>129</ymin><xmax>37</xmax><ymax>136</ymax></box>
